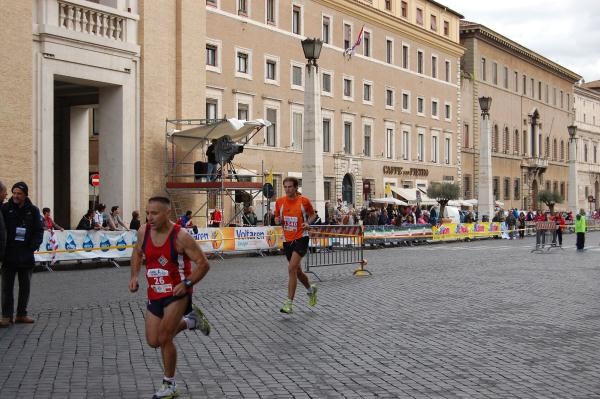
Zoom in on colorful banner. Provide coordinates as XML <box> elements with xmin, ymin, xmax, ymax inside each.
<box><xmin>432</xmin><ymin>222</ymin><xmax>501</xmax><ymax>241</ymax></box>
<box><xmin>363</xmin><ymin>225</ymin><xmax>432</xmax><ymax>242</ymax></box>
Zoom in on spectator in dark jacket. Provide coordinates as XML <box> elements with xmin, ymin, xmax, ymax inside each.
<box><xmin>0</xmin><ymin>181</ymin><xmax>7</xmax><ymax>264</ymax></box>
<box><xmin>76</xmin><ymin>209</ymin><xmax>96</xmax><ymax>230</ymax></box>
<box><xmin>0</xmin><ymin>182</ymin><xmax>44</xmax><ymax>327</ymax></box>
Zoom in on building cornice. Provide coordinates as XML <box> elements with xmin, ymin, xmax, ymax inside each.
<box><xmin>460</xmin><ymin>22</ymin><xmax>581</xmax><ymax>83</ymax></box>
<box><xmin>575</xmin><ymin>85</ymin><xmax>600</xmax><ymax>102</ymax></box>
<box><xmin>317</xmin><ymin>0</ymin><xmax>465</xmax><ymax>58</ymax></box>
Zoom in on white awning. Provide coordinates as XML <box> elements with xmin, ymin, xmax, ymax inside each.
<box><xmin>168</xmin><ymin>118</ymin><xmax>271</xmax><ymax>149</ymax></box>
<box><xmin>391</xmin><ymin>187</ymin><xmax>437</xmax><ymax>205</ymax></box>
<box><xmin>372</xmin><ymin>197</ymin><xmax>408</xmax><ymax>206</ymax></box>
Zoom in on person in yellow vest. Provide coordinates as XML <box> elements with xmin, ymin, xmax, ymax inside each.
<box><xmin>575</xmin><ymin>208</ymin><xmax>587</xmax><ymax>252</ymax></box>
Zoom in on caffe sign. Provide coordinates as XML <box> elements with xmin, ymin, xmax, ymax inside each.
<box><xmin>382</xmin><ymin>166</ymin><xmax>429</xmax><ymax>177</ymax></box>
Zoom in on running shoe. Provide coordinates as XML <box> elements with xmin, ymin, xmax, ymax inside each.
<box><xmin>308</xmin><ymin>285</ymin><xmax>318</xmax><ymax>307</ymax></box>
<box><xmin>280</xmin><ymin>299</ymin><xmax>293</xmax><ymax>314</ymax></box>
<box><xmin>152</xmin><ymin>380</ymin><xmax>178</xmax><ymax>399</ymax></box>
<box><xmin>186</xmin><ymin>305</ymin><xmax>211</xmax><ymax>336</ymax></box>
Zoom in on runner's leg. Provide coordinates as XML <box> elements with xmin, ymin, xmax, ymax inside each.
<box><xmin>145</xmin><ymin>310</ymin><xmax>162</xmax><ymax>348</ymax></box>
<box><xmin>287</xmin><ymin>251</ymin><xmax>304</xmax><ymax>300</ymax></box>
<box><xmin>159</xmin><ymin>297</ymin><xmax>188</xmax><ymax>378</ymax></box>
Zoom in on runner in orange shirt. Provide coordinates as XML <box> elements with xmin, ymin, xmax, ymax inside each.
<box><xmin>274</xmin><ymin>177</ymin><xmax>318</xmax><ymax>314</ymax></box>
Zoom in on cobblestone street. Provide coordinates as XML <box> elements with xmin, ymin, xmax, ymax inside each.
<box><xmin>1</xmin><ymin>233</ymin><xmax>600</xmax><ymax>398</ymax></box>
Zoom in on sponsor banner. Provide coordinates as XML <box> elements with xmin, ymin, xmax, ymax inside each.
<box><xmin>308</xmin><ymin>225</ymin><xmax>363</xmax><ymax>247</ymax></box>
<box><xmin>432</xmin><ymin>222</ymin><xmax>501</xmax><ymax>241</ymax></box>
<box><xmin>363</xmin><ymin>225</ymin><xmax>432</xmax><ymax>241</ymax></box>
<box><xmin>35</xmin><ymin>230</ymin><xmax>136</xmax><ymax>262</ymax></box>
<box><xmin>187</xmin><ymin>226</ymin><xmax>282</xmax><ymax>252</ymax></box>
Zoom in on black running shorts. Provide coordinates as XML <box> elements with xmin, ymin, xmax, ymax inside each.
<box><xmin>147</xmin><ymin>294</ymin><xmax>192</xmax><ymax>318</ymax></box>
<box><xmin>283</xmin><ymin>236</ymin><xmax>310</xmax><ymax>262</ymax></box>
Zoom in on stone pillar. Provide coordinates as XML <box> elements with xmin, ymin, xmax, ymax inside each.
<box><xmin>302</xmin><ymin>63</ymin><xmax>325</xmax><ymax>218</ymax></box>
<box><xmin>70</xmin><ymin>107</ymin><xmax>91</xmax><ymax>228</ymax></box>
<box><xmin>39</xmin><ymin>68</ymin><xmax>54</xmax><ymax>210</ymax></box>
<box><xmin>568</xmin><ymin>136</ymin><xmax>578</xmax><ymax>212</ymax></box>
<box><xmin>478</xmin><ymin>107</ymin><xmax>494</xmax><ymax>219</ymax></box>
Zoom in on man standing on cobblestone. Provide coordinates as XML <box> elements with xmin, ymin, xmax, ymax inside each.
<box><xmin>0</xmin><ymin>182</ymin><xmax>44</xmax><ymax>328</ymax></box>
<box><xmin>274</xmin><ymin>177</ymin><xmax>318</xmax><ymax>314</ymax></box>
<box><xmin>129</xmin><ymin>196</ymin><xmax>211</xmax><ymax>399</ymax></box>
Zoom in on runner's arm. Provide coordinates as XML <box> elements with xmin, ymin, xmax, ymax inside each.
<box><xmin>172</xmin><ymin>231</ymin><xmax>210</xmax><ymax>296</ymax></box>
<box><xmin>128</xmin><ymin>226</ymin><xmax>145</xmax><ymax>292</ymax></box>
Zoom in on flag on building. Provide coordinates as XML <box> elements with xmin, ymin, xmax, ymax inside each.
<box><xmin>385</xmin><ymin>183</ymin><xmax>392</xmax><ymax>197</ymax></box>
<box><xmin>344</xmin><ymin>25</ymin><xmax>365</xmax><ymax>57</ymax></box>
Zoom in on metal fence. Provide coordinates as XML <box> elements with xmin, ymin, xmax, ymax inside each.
<box><xmin>304</xmin><ymin>226</ymin><xmax>369</xmax><ymax>281</ymax></box>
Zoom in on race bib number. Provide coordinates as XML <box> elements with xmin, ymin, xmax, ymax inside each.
<box><xmin>147</xmin><ymin>268</ymin><xmax>172</xmax><ymax>293</ymax></box>
<box><xmin>15</xmin><ymin>227</ymin><xmax>26</xmax><ymax>242</ymax></box>
<box><xmin>283</xmin><ymin>216</ymin><xmax>298</xmax><ymax>231</ymax></box>
<box><xmin>151</xmin><ymin>283</ymin><xmax>173</xmax><ymax>294</ymax></box>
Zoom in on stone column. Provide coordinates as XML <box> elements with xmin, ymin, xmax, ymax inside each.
<box><xmin>478</xmin><ymin>100</ymin><xmax>494</xmax><ymax>219</ymax></box>
<box><xmin>302</xmin><ymin>63</ymin><xmax>325</xmax><ymax>218</ymax></box>
<box><xmin>568</xmin><ymin>136</ymin><xmax>578</xmax><ymax>212</ymax></box>
<box><xmin>70</xmin><ymin>107</ymin><xmax>91</xmax><ymax>228</ymax></box>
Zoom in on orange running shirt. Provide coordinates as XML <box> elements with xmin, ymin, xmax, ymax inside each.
<box><xmin>274</xmin><ymin>195</ymin><xmax>315</xmax><ymax>242</ymax></box>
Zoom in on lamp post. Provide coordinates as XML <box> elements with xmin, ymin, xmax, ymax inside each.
<box><xmin>568</xmin><ymin>124</ymin><xmax>578</xmax><ymax>213</ymax></box>
<box><xmin>478</xmin><ymin>96</ymin><xmax>494</xmax><ymax>220</ymax></box>
<box><xmin>301</xmin><ymin>38</ymin><xmax>325</xmax><ymax>219</ymax></box>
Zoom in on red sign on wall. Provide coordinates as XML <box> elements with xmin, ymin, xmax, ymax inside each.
<box><xmin>90</xmin><ymin>173</ymin><xmax>100</xmax><ymax>187</ymax></box>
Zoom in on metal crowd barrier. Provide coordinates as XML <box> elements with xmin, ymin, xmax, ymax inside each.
<box><xmin>531</xmin><ymin>221</ymin><xmax>562</xmax><ymax>252</ymax></box>
<box><xmin>304</xmin><ymin>225</ymin><xmax>370</xmax><ymax>281</ymax></box>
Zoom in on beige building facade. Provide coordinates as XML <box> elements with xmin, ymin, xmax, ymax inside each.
<box><xmin>574</xmin><ymin>81</ymin><xmax>600</xmax><ymax>212</ymax></box>
<box><xmin>460</xmin><ymin>22</ymin><xmax>581</xmax><ymax>212</ymax></box>
<box><xmin>204</xmin><ymin>0</ymin><xmax>464</xmax><ymax>216</ymax></box>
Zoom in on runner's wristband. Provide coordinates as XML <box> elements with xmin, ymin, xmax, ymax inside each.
<box><xmin>183</xmin><ymin>279</ymin><xmax>193</xmax><ymax>289</ymax></box>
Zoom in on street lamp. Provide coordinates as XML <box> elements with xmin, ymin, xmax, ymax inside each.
<box><xmin>568</xmin><ymin>124</ymin><xmax>578</xmax><ymax>212</ymax></box>
<box><xmin>301</xmin><ymin>38</ymin><xmax>323</xmax><ymax>68</ymax></box>
<box><xmin>301</xmin><ymin>38</ymin><xmax>325</xmax><ymax>219</ymax></box>
<box><xmin>478</xmin><ymin>96</ymin><xmax>493</xmax><ymax>221</ymax></box>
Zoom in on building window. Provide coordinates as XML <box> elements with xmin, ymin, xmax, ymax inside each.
<box><xmin>530</xmin><ymin>78</ymin><xmax>534</xmax><ymax>97</ymax></box>
<box><xmin>266</xmin><ymin>108</ymin><xmax>277</xmax><ymax>147</ymax></box>
<box><xmin>363</xmin><ymin>81</ymin><xmax>372</xmax><ymax>103</ymax></box>
<box><xmin>402</xmin><ymin>92</ymin><xmax>410</xmax><ymax>111</ymax></box>
<box><xmin>402</xmin><ymin>45</ymin><xmax>409</xmax><ymax>69</ymax></box>
<box><xmin>292</xmin><ymin>5</ymin><xmax>302</xmax><ymax>35</ymax></box>
<box><xmin>514</xmin><ymin>178</ymin><xmax>520</xmax><ymax>200</ymax></box>
<box><xmin>492</xmin><ymin>124</ymin><xmax>499</xmax><ymax>152</ymax></box>
<box><xmin>324</xmin><ymin>179</ymin><xmax>332</xmax><ymax>202</ymax></box>
<box><xmin>385</xmin><ymin>0</ymin><xmax>392</xmax><ymax>11</ymax></box>
<box><xmin>237</xmin><ymin>51</ymin><xmax>249</xmax><ymax>74</ymax></box>
<box><xmin>322</xmin><ymin>15</ymin><xmax>330</xmax><ymax>43</ymax></box>
<box><xmin>431</xmin><ymin>135</ymin><xmax>438</xmax><ymax>163</ymax></box>
<box><xmin>492</xmin><ymin>62</ymin><xmax>498</xmax><ymax>85</ymax></box>
<box><xmin>463</xmin><ymin>175</ymin><xmax>472</xmax><ymax>198</ymax></box>
<box><xmin>553</xmin><ymin>87</ymin><xmax>557</xmax><ymax>105</ymax></box>
<box><xmin>386</xmin><ymin>128</ymin><xmax>393</xmax><ymax>159</ymax></box>
<box><xmin>206</xmin><ymin>0</ymin><xmax>217</xmax><ymax>6</ymax></box>
<box><xmin>431</xmin><ymin>55</ymin><xmax>437</xmax><ymax>78</ymax></box>
<box><xmin>545</xmin><ymin>137</ymin><xmax>550</xmax><ymax>158</ymax></box>
<box><xmin>594</xmin><ymin>146</ymin><xmax>597</xmax><ymax>163</ymax></box>
<box><xmin>584</xmin><ymin>143</ymin><xmax>588</xmax><ymax>162</ymax></box>
<box><xmin>445</xmin><ymin>60</ymin><xmax>450</xmax><ymax>82</ymax></box>
<box><xmin>237</xmin><ymin>103</ymin><xmax>249</xmax><ymax>121</ymax></box>
<box><xmin>503</xmin><ymin>127</ymin><xmax>509</xmax><ymax>153</ymax></box>
<box><xmin>363</xmin><ymin>31</ymin><xmax>371</xmax><ymax>57</ymax></box>
<box><xmin>522</xmin><ymin>75</ymin><xmax>527</xmax><ymax>95</ymax></box>
<box><xmin>344</xmin><ymin>122</ymin><xmax>352</xmax><ymax>154</ymax></box>
<box><xmin>514</xmin><ymin>129</ymin><xmax>520</xmax><ymax>155</ymax></box>
<box><xmin>386</xmin><ymin>88</ymin><xmax>394</xmax><ymax>108</ymax></box>
<box><xmin>417</xmin><ymin>133</ymin><xmax>424</xmax><ymax>161</ymax></box>
<box><xmin>431</xmin><ymin>100</ymin><xmax>438</xmax><ymax>117</ymax></box>
<box><xmin>538</xmin><ymin>81</ymin><xmax>542</xmax><ymax>100</ymax></box>
<box><xmin>386</xmin><ymin>39</ymin><xmax>393</xmax><ymax>64</ymax></box>
<box><xmin>238</xmin><ymin>0</ymin><xmax>248</xmax><ymax>15</ymax></box>
<box><xmin>206</xmin><ymin>44</ymin><xmax>217</xmax><ymax>67</ymax></box>
<box><xmin>364</xmin><ymin>124</ymin><xmax>371</xmax><ymax>157</ymax></box>
<box><xmin>292</xmin><ymin>111</ymin><xmax>302</xmax><ymax>150</ymax></box>
<box><xmin>514</xmin><ymin>71</ymin><xmax>519</xmax><ymax>93</ymax></box>
<box><xmin>322</xmin><ymin>118</ymin><xmax>330</xmax><ymax>152</ymax></box>
<box><xmin>416</xmin><ymin>7</ymin><xmax>423</xmax><ymax>25</ymax></box>
<box><xmin>266</xmin><ymin>0</ymin><xmax>276</xmax><ymax>24</ymax></box>
<box><xmin>545</xmin><ymin>84</ymin><xmax>549</xmax><ymax>103</ymax></box>
<box><xmin>343</xmin><ymin>77</ymin><xmax>353</xmax><ymax>99</ymax></box>
<box><xmin>417</xmin><ymin>97</ymin><xmax>424</xmax><ymax>115</ymax></box>
<box><xmin>343</xmin><ymin>23</ymin><xmax>351</xmax><ymax>50</ymax></box>
<box><xmin>417</xmin><ymin>50</ymin><xmax>424</xmax><ymax>74</ymax></box>
<box><xmin>560</xmin><ymin>90</ymin><xmax>564</xmax><ymax>108</ymax></box>
<box><xmin>401</xmin><ymin>1</ymin><xmax>407</xmax><ymax>17</ymax></box>
<box><xmin>445</xmin><ymin>103</ymin><xmax>451</xmax><ymax>120</ymax></box>
<box><xmin>206</xmin><ymin>99</ymin><xmax>218</xmax><ymax>122</ymax></box>
<box><xmin>430</xmin><ymin>14</ymin><xmax>437</xmax><ymax>31</ymax></box>
<box><xmin>402</xmin><ymin>130</ymin><xmax>409</xmax><ymax>160</ymax></box>
<box><xmin>504</xmin><ymin>177</ymin><xmax>510</xmax><ymax>200</ymax></box>
<box><xmin>503</xmin><ymin>66</ymin><xmax>508</xmax><ymax>89</ymax></box>
<box><xmin>567</xmin><ymin>93</ymin><xmax>570</xmax><ymax>110</ymax></box>
<box><xmin>493</xmin><ymin>177</ymin><xmax>499</xmax><ymax>200</ymax></box>
<box><xmin>553</xmin><ymin>139</ymin><xmax>557</xmax><ymax>161</ymax></box>
<box><xmin>322</xmin><ymin>72</ymin><xmax>332</xmax><ymax>94</ymax></box>
<box><xmin>265</xmin><ymin>59</ymin><xmax>277</xmax><ymax>81</ymax></box>
<box><xmin>291</xmin><ymin>64</ymin><xmax>303</xmax><ymax>88</ymax></box>
<box><xmin>444</xmin><ymin>137</ymin><xmax>451</xmax><ymax>164</ymax></box>
<box><xmin>553</xmin><ymin>181</ymin><xmax>558</xmax><ymax>194</ymax></box>
<box><xmin>481</xmin><ymin>57</ymin><xmax>486</xmax><ymax>81</ymax></box>
<box><xmin>463</xmin><ymin>123</ymin><xmax>470</xmax><ymax>148</ymax></box>
<box><xmin>443</xmin><ymin>20</ymin><xmax>449</xmax><ymax>36</ymax></box>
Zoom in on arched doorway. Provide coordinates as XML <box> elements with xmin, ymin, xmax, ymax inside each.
<box><xmin>531</xmin><ymin>179</ymin><xmax>539</xmax><ymax>210</ymax></box>
<box><xmin>342</xmin><ymin>174</ymin><xmax>354</xmax><ymax>205</ymax></box>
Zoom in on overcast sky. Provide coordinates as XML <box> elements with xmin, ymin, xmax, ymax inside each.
<box><xmin>442</xmin><ymin>0</ymin><xmax>600</xmax><ymax>82</ymax></box>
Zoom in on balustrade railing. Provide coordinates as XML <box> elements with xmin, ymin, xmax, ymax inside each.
<box><xmin>57</xmin><ymin>0</ymin><xmax>125</xmax><ymax>41</ymax></box>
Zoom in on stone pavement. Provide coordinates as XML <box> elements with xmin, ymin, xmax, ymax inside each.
<box><xmin>1</xmin><ymin>233</ymin><xmax>600</xmax><ymax>398</ymax></box>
